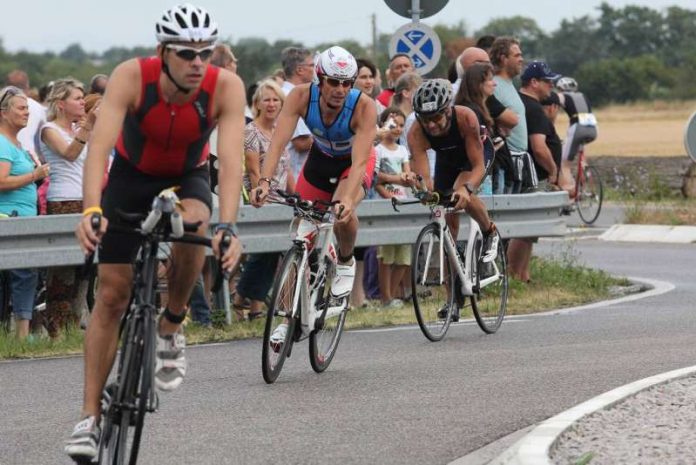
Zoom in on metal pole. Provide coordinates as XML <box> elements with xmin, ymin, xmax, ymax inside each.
<box><xmin>371</xmin><ymin>13</ymin><xmax>377</xmax><ymax>58</ymax></box>
<box><xmin>411</xmin><ymin>0</ymin><xmax>421</xmax><ymax>23</ymax></box>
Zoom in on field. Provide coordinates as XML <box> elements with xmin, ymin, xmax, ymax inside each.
<box><xmin>554</xmin><ymin>100</ymin><xmax>695</xmax><ymax>157</ymax></box>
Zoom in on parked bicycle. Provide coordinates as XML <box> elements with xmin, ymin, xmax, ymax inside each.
<box><xmin>89</xmin><ymin>188</ymin><xmax>229</xmax><ymax>465</ymax></box>
<box><xmin>261</xmin><ymin>189</ymin><xmax>349</xmax><ymax>384</ymax></box>
<box><xmin>392</xmin><ymin>177</ymin><xmax>508</xmax><ymax>342</ymax></box>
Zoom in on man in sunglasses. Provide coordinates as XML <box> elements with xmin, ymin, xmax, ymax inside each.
<box><xmin>408</xmin><ymin>79</ymin><xmax>499</xmax><ymax>319</ymax></box>
<box><xmin>67</xmin><ymin>4</ymin><xmax>245</xmax><ymax>462</ymax></box>
<box><xmin>252</xmin><ymin>46</ymin><xmax>377</xmax><ymax>340</ymax></box>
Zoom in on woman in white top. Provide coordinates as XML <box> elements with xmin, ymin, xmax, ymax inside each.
<box><xmin>39</xmin><ymin>78</ymin><xmax>98</xmax><ymax>337</ymax></box>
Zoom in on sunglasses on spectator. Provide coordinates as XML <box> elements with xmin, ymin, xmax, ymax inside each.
<box><xmin>323</xmin><ymin>77</ymin><xmax>355</xmax><ymax>88</ymax></box>
<box><xmin>167</xmin><ymin>44</ymin><xmax>215</xmax><ymax>61</ymax></box>
<box><xmin>0</xmin><ymin>86</ymin><xmax>22</xmax><ymax>110</ymax></box>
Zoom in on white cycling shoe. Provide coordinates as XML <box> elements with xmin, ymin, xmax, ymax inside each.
<box><xmin>331</xmin><ymin>258</ymin><xmax>355</xmax><ymax>298</ymax></box>
<box><xmin>155</xmin><ymin>331</ymin><xmax>187</xmax><ymax>392</ymax></box>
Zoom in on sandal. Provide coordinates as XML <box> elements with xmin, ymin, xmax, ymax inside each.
<box><xmin>231</xmin><ymin>302</ymin><xmax>246</xmax><ymax>322</ymax></box>
<box><xmin>247</xmin><ymin>311</ymin><xmax>265</xmax><ymax>321</ymax></box>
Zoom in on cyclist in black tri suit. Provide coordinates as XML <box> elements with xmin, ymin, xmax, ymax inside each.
<box><xmin>407</xmin><ymin>79</ymin><xmax>499</xmax><ymax>262</ymax></box>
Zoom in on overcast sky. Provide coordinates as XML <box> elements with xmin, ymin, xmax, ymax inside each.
<box><xmin>5</xmin><ymin>0</ymin><xmax>694</xmax><ymax>53</ymax></box>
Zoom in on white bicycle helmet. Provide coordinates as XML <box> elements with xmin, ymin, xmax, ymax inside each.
<box><xmin>556</xmin><ymin>76</ymin><xmax>578</xmax><ymax>92</ymax></box>
<box><xmin>413</xmin><ymin>79</ymin><xmax>453</xmax><ymax>115</ymax></box>
<box><xmin>155</xmin><ymin>3</ymin><xmax>219</xmax><ymax>43</ymax></box>
<box><xmin>314</xmin><ymin>46</ymin><xmax>358</xmax><ymax>81</ymax></box>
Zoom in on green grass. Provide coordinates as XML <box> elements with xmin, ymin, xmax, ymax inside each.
<box><xmin>0</xmin><ymin>254</ymin><xmax>632</xmax><ymax>360</ymax></box>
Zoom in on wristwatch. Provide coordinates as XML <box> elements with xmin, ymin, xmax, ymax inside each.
<box><xmin>213</xmin><ymin>223</ymin><xmax>238</xmax><ymax>237</ymax></box>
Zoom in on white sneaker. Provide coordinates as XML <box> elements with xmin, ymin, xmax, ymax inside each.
<box><xmin>155</xmin><ymin>331</ymin><xmax>187</xmax><ymax>392</ymax></box>
<box><xmin>331</xmin><ymin>258</ymin><xmax>355</xmax><ymax>298</ymax></box>
<box><xmin>482</xmin><ymin>232</ymin><xmax>499</xmax><ymax>263</ymax></box>
<box><xmin>65</xmin><ymin>416</ymin><xmax>99</xmax><ymax>463</ymax></box>
<box><xmin>386</xmin><ymin>298</ymin><xmax>404</xmax><ymax>309</ymax></box>
<box><xmin>269</xmin><ymin>323</ymin><xmax>288</xmax><ymax>353</ymax></box>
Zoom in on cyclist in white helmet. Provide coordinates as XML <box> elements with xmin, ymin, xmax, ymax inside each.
<box><xmin>252</xmin><ymin>46</ymin><xmax>377</xmax><ymax>341</ymax></box>
<box><xmin>66</xmin><ymin>4</ymin><xmax>245</xmax><ymax>462</ymax></box>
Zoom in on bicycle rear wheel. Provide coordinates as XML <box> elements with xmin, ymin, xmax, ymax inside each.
<box><xmin>576</xmin><ymin>165</ymin><xmax>603</xmax><ymax>225</ymax></box>
<box><xmin>471</xmin><ymin>231</ymin><xmax>508</xmax><ymax>334</ymax></box>
<box><xmin>262</xmin><ymin>248</ymin><xmax>300</xmax><ymax>384</ymax></box>
<box><xmin>309</xmin><ymin>259</ymin><xmax>348</xmax><ymax>373</ymax></box>
<box><xmin>411</xmin><ymin>224</ymin><xmax>455</xmax><ymax>342</ymax></box>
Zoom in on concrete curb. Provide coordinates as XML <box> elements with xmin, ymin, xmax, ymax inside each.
<box><xmin>599</xmin><ymin>224</ymin><xmax>696</xmax><ymax>243</ymax></box>
<box><xmin>487</xmin><ymin>364</ymin><xmax>696</xmax><ymax>465</ymax></box>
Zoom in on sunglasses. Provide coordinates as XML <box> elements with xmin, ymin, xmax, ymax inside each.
<box><xmin>323</xmin><ymin>77</ymin><xmax>355</xmax><ymax>89</ymax></box>
<box><xmin>167</xmin><ymin>44</ymin><xmax>215</xmax><ymax>62</ymax></box>
<box><xmin>417</xmin><ymin>110</ymin><xmax>447</xmax><ymax>124</ymax></box>
<box><xmin>0</xmin><ymin>86</ymin><xmax>22</xmax><ymax>110</ymax></box>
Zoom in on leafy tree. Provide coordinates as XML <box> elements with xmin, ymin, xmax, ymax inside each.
<box><xmin>476</xmin><ymin>16</ymin><xmax>547</xmax><ymax>59</ymax></box>
<box><xmin>543</xmin><ymin>15</ymin><xmax>601</xmax><ymax>77</ymax></box>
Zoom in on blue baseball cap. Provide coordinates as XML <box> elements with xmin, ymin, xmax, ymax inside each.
<box><xmin>521</xmin><ymin>61</ymin><xmax>561</xmax><ymax>83</ymax></box>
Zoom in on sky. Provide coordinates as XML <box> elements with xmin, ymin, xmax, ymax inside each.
<box><xmin>5</xmin><ymin>0</ymin><xmax>695</xmax><ymax>54</ymax></box>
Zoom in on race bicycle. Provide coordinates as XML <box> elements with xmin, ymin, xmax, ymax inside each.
<box><xmin>392</xmin><ymin>178</ymin><xmax>508</xmax><ymax>341</ymax></box>
<box><xmin>261</xmin><ymin>190</ymin><xmax>349</xmax><ymax>384</ymax></box>
<box><xmin>88</xmin><ymin>188</ymin><xmax>229</xmax><ymax>465</ymax></box>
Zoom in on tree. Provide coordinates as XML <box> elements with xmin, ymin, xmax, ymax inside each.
<box><xmin>476</xmin><ymin>16</ymin><xmax>547</xmax><ymax>59</ymax></box>
<box><xmin>595</xmin><ymin>3</ymin><xmax>665</xmax><ymax>59</ymax></box>
<box><xmin>543</xmin><ymin>16</ymin><xmax>601</xmax><ymax>77</ymax></box>
<box><xmin>59</xmin><ymin>43</ymin><xmax>89</xmax><ymax>63</ymax></box>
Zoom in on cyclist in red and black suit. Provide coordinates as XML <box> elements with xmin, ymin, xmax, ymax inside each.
<box><xmin>67</xmin><ymin>4</ymin><xmax>245</xmax><ymax>462</ymax></box>
<box><xmin>251</xmin><ymin>46</ymin><xmax>377</xmax><ymax>342</ymax></box>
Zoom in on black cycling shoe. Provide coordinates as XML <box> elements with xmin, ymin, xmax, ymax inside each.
<box><xmin>450</xmin><ymin>306</ymin><xmax>460</xmax><ymax>322</ymax></box>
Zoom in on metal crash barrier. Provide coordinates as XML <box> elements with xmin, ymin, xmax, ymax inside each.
<box><xmin>0</xmin><ymin>192</ymin><xmax>568</xmax><ymax>270</ymax></box>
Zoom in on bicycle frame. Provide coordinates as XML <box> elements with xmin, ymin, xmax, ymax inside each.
<box><xmin>289</xmin><ymin>214</ymin><xmax>343</xmax><ymax>337</ymax></box>
<box><xmin>420</xmin><ymin>206</ymin><xmax>502</xmax><ymax>297</ymax></box>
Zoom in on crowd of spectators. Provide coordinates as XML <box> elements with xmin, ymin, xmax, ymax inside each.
<box><xmin>0</xmin><ymin>33</ymin><xmax>598</xmax><ymax>338</ymax></box>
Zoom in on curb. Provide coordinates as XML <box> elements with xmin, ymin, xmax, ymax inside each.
<box><xmin>487</xmin><ymin>364</ymin><xmax>696</xmax><ymax>465</ymax></box>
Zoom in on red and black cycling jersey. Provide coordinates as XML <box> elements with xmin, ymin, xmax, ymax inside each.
<box><xmin>115</xmin><ymin>57</ymin><xmax>219</xmax><ymax>177</ymax></box>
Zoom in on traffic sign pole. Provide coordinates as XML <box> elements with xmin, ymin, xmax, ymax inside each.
<box><xmin>411</xmin><ymin>0</ymin><xmax>420</xmax><ymax>22</ymax></box>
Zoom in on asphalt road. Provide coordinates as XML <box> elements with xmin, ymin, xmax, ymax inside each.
<box><xmin>2</xmin><ymin>235</ymin><xmax>694</xmax><ymax>465</ymax></box>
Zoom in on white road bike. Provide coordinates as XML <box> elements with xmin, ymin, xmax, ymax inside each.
<box><xmin>392</xmin><ymin>179</ymin><xmax>508</xmax><ymax>341</ymax></box>
<box><xmin>261</xmin><ymin>190</ymin><xmax>349</xmax><ymax>384</ymax></box>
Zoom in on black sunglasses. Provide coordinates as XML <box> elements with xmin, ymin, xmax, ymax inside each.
<box><xmin>323</xmin><ymin>77</ymin><xmax>354</xmax><ymax>89</ymax></box>
<box><xmin>0</xmin><ymin>86</ymin><xmax>22</xmax><ymax>109</ymax></box>
<box><xmin>167</xmin><ymin>44</ymin><xmax>215</xmax><ymax>62</ymax></box>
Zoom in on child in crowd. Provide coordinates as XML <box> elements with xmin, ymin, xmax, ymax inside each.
<box><xmin>374</xmin><ymin>108</ymin><xmax>416</xmax><ymax>308</ymax></box>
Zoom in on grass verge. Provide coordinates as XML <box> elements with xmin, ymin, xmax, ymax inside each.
<box><xmin>0</xmin><ymin>255</ymin><xmax>631</xmax><ymax>360</ymax></box>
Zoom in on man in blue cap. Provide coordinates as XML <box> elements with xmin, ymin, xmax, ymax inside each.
<box><xmin>519</xmin><ymin>60</ymin><xmax>562</xmax><ymax>188</ymax></box>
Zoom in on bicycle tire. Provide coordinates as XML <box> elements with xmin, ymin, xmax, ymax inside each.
<box><xmin>262</xmin><ymin>248</ymin><xmax>301</xmax><ymax>384</ymax></box>
<box><xmin>411</xmin><ymin>223</ymin><xmax>455</xmax><ymax>342</ymax></box>
<box><xmin>105</xmin><ymin>312</ymin><xmax>146</xmax><ymax>465</ymax></box>
<box><xmin>471</xmin><ymin>231</ymin><xmax>508</xmax><ymax>334</ymax></box>
<box><xmin>128</xmin><ymin>310</ymin><xmax>156</xmax><ymax>465</ymax></box>
<box><xmin>309</xmin><ymin>257</ymin><xmax>347</xmax><ymax>373</ymax></box>
<box><xmin>576</xmin><ymin>165</ymin><xmax>603</xmax><ymax>225</ymax></box>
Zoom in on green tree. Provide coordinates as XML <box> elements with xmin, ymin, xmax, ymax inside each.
<box><xmin>595</xmin><ymin>3</ymin><xmax>665</xmax><ymax>59</ymax></box>
<box><xmin>543</xmin><ymin>15</ymin><xmax>601</xmax><ymax>77</ymax></box>
<box><xmin>476</xmin><ymin>16</ymin><xmax>547</xmax><ymax>59</ymax></box>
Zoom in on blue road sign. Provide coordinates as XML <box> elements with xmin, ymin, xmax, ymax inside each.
<box><xmin>388</xmin><ymin>22</ymin><xmax>442</xmax><ymax>75</ymax></box>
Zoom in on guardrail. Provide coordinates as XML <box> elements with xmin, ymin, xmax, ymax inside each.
<box><xmin>0</xmin><ymin>192</ymin><xmax>568</xmax><ymax>271</ymax></box>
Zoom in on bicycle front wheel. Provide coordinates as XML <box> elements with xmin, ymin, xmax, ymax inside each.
<box><xmin>262</xmin><ymin>248</ymin><xmax>301</xmax><ymax>384</ymax></box>
<box><xmin>576</xmin><ymin>165</ymin><xmax>603</xmax><ymax>225</ymax></box>
<box><xmin>471</xmin><ymin>231</ymin><xmax>508</xmax><ymax>334</ymax></box>
<box><xmin>411</xmin><ymin>224</ymin><xmax>455</xmax><ymax>342</ymax></box>
<box><xmin>309</xmin><ymin>261</ymin><xmax>348</xmax><ymax>373</ymax></box>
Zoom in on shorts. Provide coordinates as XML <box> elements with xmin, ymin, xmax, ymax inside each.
<box><xmin>377</xmin><ymin>244</ymin><xmax>411</xmax><ymax>266</ymax></box>
<box><xmin>295</xmin><ymin>144</ymin><xmax>376</xmax><ymax>202</ymax></box>
<box><xmin>433</xmin><ymin>153</ymin><xmax>473</xmax><ymax>192</ymax></box>
<box><xmin>98</xmin><ymin>156</ymin><xmax>212</xmax><ymax>264</ymax></box>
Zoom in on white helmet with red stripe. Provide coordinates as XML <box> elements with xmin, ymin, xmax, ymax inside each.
<box><xmin>314</xmin><ymin>46</ymin><xmax>358</xmax><ymax>81</ymax></box>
